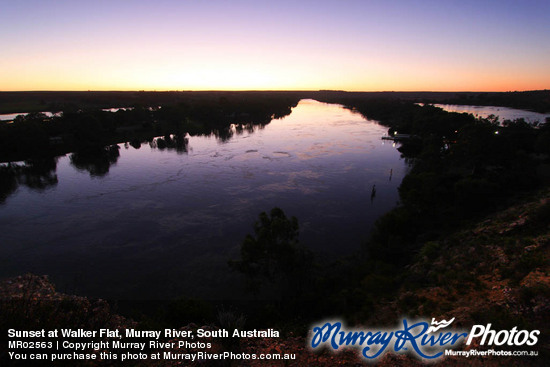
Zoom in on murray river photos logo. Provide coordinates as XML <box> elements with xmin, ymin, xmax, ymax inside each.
<box><xmin>309</xmin><ymin>318</ymin><xmax>540</xmax><ymax>361</ymax></box>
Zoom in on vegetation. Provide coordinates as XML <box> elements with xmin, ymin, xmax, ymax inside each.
<box><xmin>435</xmin><ymin>89</ymin><xmax>550</xmax><ymax>113</ymax></box>
<box><xmin>0</xmin><ymin>93</ymin><xmax>300</xmax><ymax>162</ymax></box>
<box><xmin>1</xmin><ymin>90</ymin><xmax>549</xmax><ymax>364</ymax></box>
<box><xmin>0</xmin><ymin>93</ymin><xmax>300</xmax><ymax>201</ymax></box>
<box><xmin>0</xmin><ymin>158</ymin><xmax>58</xmax><ymax>204</ymax></box>
<box><xmin>228</xmin><ymin>208</ymin><xmax>311</xmax><ymax>298</ymax></box>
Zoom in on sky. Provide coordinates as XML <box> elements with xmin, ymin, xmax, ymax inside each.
<box><xmin>1</xmin><ymin>0</ymin><xmax>549</xmax><ymax>92</ymax></box>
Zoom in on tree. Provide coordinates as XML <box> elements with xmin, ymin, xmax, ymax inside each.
<box><xmin>229</xmin><ymin>208</ymin><xmax>311</xmax><ymax>299</ymax></box>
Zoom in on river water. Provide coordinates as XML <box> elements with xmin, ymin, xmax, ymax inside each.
<box><xmin>0</xmin><ymin>99</ymin><xmax>406</xmax><ymax>299</ymax></box>
<box><xmin>433</xmin><ymin>104</ymin><xmax>549</xmax><ymax>123</ymax></box>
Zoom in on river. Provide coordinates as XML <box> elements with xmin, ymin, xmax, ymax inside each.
<box><xmin>432</xmin><ymin>104</ymin><xmax>549</xmax><ymax>123</ymax></box>
<box><xmin>0</xmin><ymin>99</ymin><xmax>405</xmax><ymax>299</ymax></box>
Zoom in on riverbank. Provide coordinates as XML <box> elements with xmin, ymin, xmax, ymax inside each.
<box><xmin>2</xmin><ymin>187</ymin><xmax>548</xmax><ymax>365</ymax></box>
<box><xmin>2</xmin><ymin>91</ymin><xmax>549</xmax><ymax>365</ymax></box>
<box><xmin>1</xmin><ymin>90</ymin><xmax>549</xmax><ymax>116</ymax></box>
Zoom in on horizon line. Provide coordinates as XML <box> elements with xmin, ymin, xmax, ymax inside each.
<box><xmin>1</xmin><ymin>89</ymin><xmax>549</xmax><ymax>93</ymax></box>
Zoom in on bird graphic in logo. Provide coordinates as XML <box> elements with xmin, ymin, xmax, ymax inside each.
<box><xmin>427</xmin><ymin>317</ymin><xmax>456</xmax><ymax>333</ymax></box>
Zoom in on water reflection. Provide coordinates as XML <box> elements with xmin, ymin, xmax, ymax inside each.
<box><xmin>198</xmin><ymin>122</ymin><xmax>268</xmax><ymax>143</ymax></box>
<box><xmin>70</xmin><ymin>145</ymin><xmax>120</xmax><ymax>177</ymax></box>
<box><xmin>0</xmin><ymin>158</ymin><xmax>58</xmax><ymax>203</ymax></box>
<box><xmin>432</xmin><ymin>104</ymin><xmax>550</xmax><ymax>123</ymax></box>
<box><xmin>148</xmin><ymin>134</ymin><xmax>189</xmax><ymax>153</ymax></box>
<box><xmin>0</xmin><ymin>100</ymin><xmax>406</xmax><ymax>300</ymax></box>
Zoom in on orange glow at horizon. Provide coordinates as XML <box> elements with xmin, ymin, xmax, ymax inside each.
<box><xmin>1</xmin><ymin>1</ymin><xmax>549</xmax><ymax>92</ymax></box>
<box><xmin>3</xmin><ymin>56</ymin><xmax>548</xmax><ymax>92</ymax></box>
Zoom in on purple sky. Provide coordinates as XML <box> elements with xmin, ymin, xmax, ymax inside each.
<box><xmin>1</xmin><ymin>0</ymin><xmax>549</xmax><ymax>91</ymax></box>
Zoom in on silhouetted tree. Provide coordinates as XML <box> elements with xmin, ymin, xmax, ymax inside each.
<box><xmin>229</xmin><ymin>208</ymin><xmax>311</xmax><ymax>300</ymax></box>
